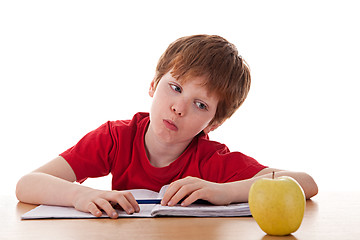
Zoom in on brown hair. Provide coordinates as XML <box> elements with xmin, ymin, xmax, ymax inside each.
<box><xmin>154</xmin><ymin>34</ymin><xmax>251</xmax><ymax>125</ymax></box>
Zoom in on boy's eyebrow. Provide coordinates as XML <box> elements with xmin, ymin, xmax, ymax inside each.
<box><xmin>172</xmin><ymin>74</ymin><xmax>219</xmax><ymax>104</ymax></box>
<box><xmin>195</xmin><ymin>83</ymin><xmax>219</xmax><ymax>103</ymax></box>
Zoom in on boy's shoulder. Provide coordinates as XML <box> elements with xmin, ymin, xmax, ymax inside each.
<box><xmin>99</xmin><ymin>112</ymin><xmax>149</xmax><ymax>139</ymax></box>
<box><xmin>196</xmin><ymin>133</ymin><xmax>230</xmax><ymax>155</ymax></box>
<box><xmin>109</xmin><ymin>112</ymin><xmax>149</xmax><ymax>128</ymax></box>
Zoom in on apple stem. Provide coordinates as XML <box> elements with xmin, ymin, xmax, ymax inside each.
<box><xmin>272</xmin><ymin>171</ymin><xmax>275</xmax><ymax>179</ymax></box>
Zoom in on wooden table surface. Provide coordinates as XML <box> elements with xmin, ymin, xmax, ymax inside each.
<box><xmin>2</xmin><ymin>192</ymin><xmax>360</xmax><ymax>240</ymax></box>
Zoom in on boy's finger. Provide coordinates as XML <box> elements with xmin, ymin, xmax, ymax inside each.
<box><xmin>166</xmin><ymin>184</ymin><xmax>201</xmax><ymax>206</ymax></box>
<box><xmin>107</xmin><ymin>191</ymin><xmax>139</xmax><ymax>213</ymax></box>
<box><xmin>123</xmin><ymin>192</ymin><xmax>140</xmax><ymax>212</ymax></box>
<box><xmin>94</xmin><ymin>198</ymin><xmax>118</xmax><ymax>218</ymax></box>
<box><xmin>161</xmin><ymin>178</ymin><xmax>191</xmax><ymax>205</ymax></box>
<box><xmin>162</xmin><ymin>179</ymin><xmax>195</xmax><ymax>205</ymax></box>
<box><xmin>180</xmin><ymin>189</ymin><xmax>203</xmax><ymax>207</ymax></box>
<box><xmin>115</xmin><ymin>195</ymin><xmax>136</xmax><ymax>214</ymax></box>
<box><xmin>161</xmin><ymin>183</ymin><xmax>181</xmax><ymax>205</ymax></box>
<box><xmin>87</xmin><ymin>202</ymin><xmax>103</xmax><ymax>217</ymax></box>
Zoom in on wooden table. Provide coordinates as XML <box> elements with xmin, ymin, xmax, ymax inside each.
<box><xmin>2</xmin><ymin>192</ymin><xmax>360</xmax><ymax>240</ymax></box>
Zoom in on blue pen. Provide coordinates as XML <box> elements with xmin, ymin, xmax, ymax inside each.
<box><xmin>136</xmin><ymin>199</ymin><xmax>162</xmax><ymax>204</ymax></box>
<box><xmin>135</xmin><ymin>199</ymin><xmax>210</xmax><ymax>205</ymax></box>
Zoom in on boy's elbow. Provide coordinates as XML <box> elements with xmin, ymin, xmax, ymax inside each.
<box><xmin>15</xmin><ymin>175</ymin><xmax>25</xmax><ymax>202</ymax></box>
<box><xmin>15</xmin><ymin>175</ymin><xmax>27</xmax><ymax>202</ymax></box>
<box><xmin>15</xmin><ymin>174</ymin><xmax>33</xmax><ymax>202</ymax></box>
<box><xmin>301</xmin><ymin>172</ymin><xmax>318</xmax><ymax>200</ymax></box>
<box><xmin>276</xmin><ymin>170</ymin><xmax>318</xmax><ymax>200</ymax></box>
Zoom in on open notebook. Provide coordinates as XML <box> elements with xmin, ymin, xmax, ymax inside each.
<box><xmin>21</xmin><ymin>185</ymin><xmax>251</xmax><ymax>219</ymax></box>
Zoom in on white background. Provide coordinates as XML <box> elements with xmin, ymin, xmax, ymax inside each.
<box><xmin>1</xmin><ymin>0</ymin><xmax>359</xmax><ymax>196</ymax></box>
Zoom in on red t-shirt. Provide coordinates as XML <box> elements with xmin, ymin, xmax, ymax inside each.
<box><xmin>61</xmin><ymin>112</ymin><xmax>266</xmax><ymax>192</ymax></box>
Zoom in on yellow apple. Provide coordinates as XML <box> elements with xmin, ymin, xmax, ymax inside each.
<box><xmin>248</xmin><ymin>173</ymin><xmax>306</xmax><ymax>236</ymax></box>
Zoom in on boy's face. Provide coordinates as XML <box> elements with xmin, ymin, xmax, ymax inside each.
<box><xmin>148</xmin><ymin>71</ymin><xmax>220</xmax><ymax>145</ymax></box>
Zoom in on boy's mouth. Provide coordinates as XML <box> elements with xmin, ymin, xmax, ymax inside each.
<box><xmin>163</xmin><ymin>119</ymin><xmax>178</xmax><ymax>131</ymax></box>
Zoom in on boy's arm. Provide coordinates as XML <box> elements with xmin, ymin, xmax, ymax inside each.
<box><xmin>161</xmin><ymin>168</ymin><xmax>318</xmax><ymax>207</ymax></box>
<box><xmin>16</xmin><ymin>156</ymin><xmax>77</xmax><ymax>205</ymax></box>
<box><xmin>230</xmin><ymin>168</ymin><xmax>319</xmax><ymax>201</ymax></box>
<box><xmin>16</xmin><ymin>156</ymin><xmax>140</xmax><ymax>218</ymax></box>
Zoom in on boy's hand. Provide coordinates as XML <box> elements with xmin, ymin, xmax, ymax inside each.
<box><xmin>161</xmin><ymin>176</ymin><xmax>234</xmax><ymax>207</ymax></box>
<box><xmin>72</xmin><ymin>188</ymin><xmax>140</xmax><ymax>218</ymax></box>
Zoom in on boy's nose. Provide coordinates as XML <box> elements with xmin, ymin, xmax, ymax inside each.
<box><xmin>171</xmin><ymin>98</ymin><xmax>188</xmax><ymax>116</ymax></box>
<box><xmin>171</xmin><ymin>106</ymin><xmax>182</xmax><ymax>116</ymax></box>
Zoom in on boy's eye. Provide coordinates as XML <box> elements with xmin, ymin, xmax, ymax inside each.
<box><xmin>170</xmin><ymin>84</ymin><xmax>182</xmax><ymax>93</ymax></box>
<box><xmin>195</xmin><ymin>101</ymin><xmax>208</xmax><ymax>111</ymax></box>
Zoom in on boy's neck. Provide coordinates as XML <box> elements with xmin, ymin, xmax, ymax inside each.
<box><xmin>144</xmin><ymin>125</ymin><xmax>191</xmax><ymax>168</ymax></box>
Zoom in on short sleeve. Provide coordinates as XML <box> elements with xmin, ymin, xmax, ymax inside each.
<box><xmin>199</xmin><ymin>142</ymin><xmax>267</xmax><ymax>183</ymax></box>
<box><xmin>60</xmin><ymin>122</ymin><xmax>115</xmax><ymax>183</ymax></box>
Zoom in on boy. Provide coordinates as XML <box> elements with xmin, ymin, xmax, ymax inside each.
<box><xmin>16</xmin><ymin>35</ymin><xmax>318</xmax><ymax>219</ymax></box>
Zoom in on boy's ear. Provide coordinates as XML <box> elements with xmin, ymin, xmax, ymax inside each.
<box><xmin>149</xmin><ymin>79</ymin><xmax>156</xmax><ymax>97</ymax></box>
<box><xmin>203</xmin><ymin>121</ymin><xmax>223</xmax><ymax>134</ymax></box>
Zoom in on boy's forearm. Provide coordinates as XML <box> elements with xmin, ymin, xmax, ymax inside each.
<box><xmin>226</xmin><ymin>171</ymin><xmax>318</xmax><ymax>203</ymax></box>
<box><xmin>16</xmin><ymin>172</ymin><xmax>88</xmax><ymax>206</ymax></box>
